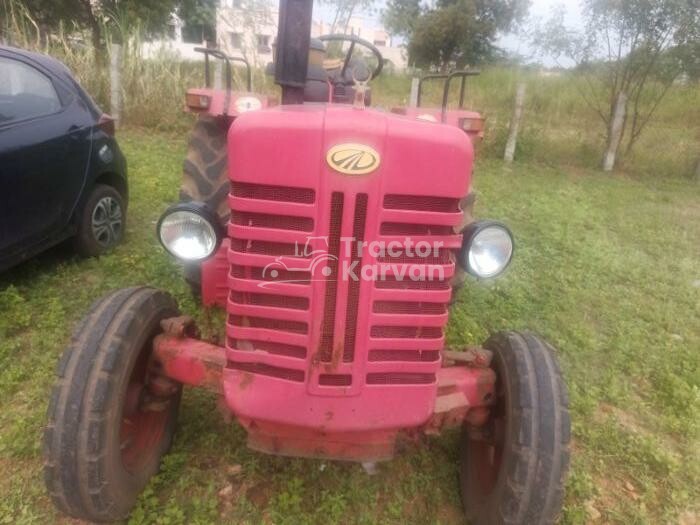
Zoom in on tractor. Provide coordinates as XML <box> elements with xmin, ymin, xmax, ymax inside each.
<box><xmin>44</xmin><ymin>1</ymin><xmax>570</xmax><ymax>523</ymax></box>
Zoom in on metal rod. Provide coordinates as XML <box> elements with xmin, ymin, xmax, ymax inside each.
<box><xmin>195</xmin><ymin>47</ymin><xmax>252</xmax><ymax>92</ymax></box>
<box><xmin>417</xmin><ymin>73</ymin><xmax>449</xmax><ymax>108</ymax></box>
<box><xmin>341</xmin><ymin>40</ymin><xmax>356</xmax><ymax>79</ymax></box>
<box><xmin>441</xmin><ymin>70</ymin><xmax>480</xmax><ymax>122</ymax></box>
<box><xmin>230</xmin><ymin>56</ymin><xmax>252</xmax><ymax>91</ymax></box>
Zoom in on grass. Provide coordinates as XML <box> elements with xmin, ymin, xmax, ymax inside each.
<box><xmin>0</xmin><ymin>129</ymin><xmax>698</xmax><ymax>524</ymax></box>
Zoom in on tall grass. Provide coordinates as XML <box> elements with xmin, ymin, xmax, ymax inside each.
<box><xmin>373</xmin><ymin>69</ymin><xmax>700</xmax><ymax>179</ymax></box>
<box><xmin>2</xmin><ymin>0</ymin><xmax>698</xmax><ymax>178</ymax></box>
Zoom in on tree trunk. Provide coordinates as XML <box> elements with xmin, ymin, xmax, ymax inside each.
<box><xmin>90</xmin><ymin>15</ymin><xmax>106</xmax><ymax>67</ymax></box>
<box><xmin>109</xmin><ymin>43</ymin><xmax>121</xmax><ymax>128</ymax></box>
<box><xmin>504</xmin><ymin>83</ymin><xmax>526</xmax><ymax>163</ymax></box>
<box><xmin>602</xmin><ymin>92</ymin><xmax>627</xmax><ymax>172</ymax></box>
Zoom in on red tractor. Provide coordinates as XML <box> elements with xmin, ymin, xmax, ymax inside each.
<box><xmin>44</xmin><ymin>1</ymin><xmax>570</xmax><ymax>523</ymax></box>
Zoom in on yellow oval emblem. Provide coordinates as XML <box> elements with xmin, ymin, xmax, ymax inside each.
<box><xmin>326</xmin><ymin>143</ymin><xmax>380</xmax><ymax>175</ymax></box>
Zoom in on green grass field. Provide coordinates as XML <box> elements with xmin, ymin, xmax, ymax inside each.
<box><xmin>1</xmin><ymin>130</ymin><xmax>698</xmax><ymax>524</ymax></box>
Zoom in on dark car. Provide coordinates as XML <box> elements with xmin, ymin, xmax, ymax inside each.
<box><xmin>0</xmin><ymin>45</ymin><xmax>128</xmax><ymax>272</ymax></box>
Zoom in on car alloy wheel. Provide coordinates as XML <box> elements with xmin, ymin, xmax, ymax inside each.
<box><xmin>91</xmin><ymin>196</ymin><xmax>123</xmax><ymax>247</ymax></box>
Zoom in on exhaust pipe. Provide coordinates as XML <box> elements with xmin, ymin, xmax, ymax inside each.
<box><xmin>274</xmin><ymin>0</ymin><xmax>313</xmax><ymax>104</ymax></box>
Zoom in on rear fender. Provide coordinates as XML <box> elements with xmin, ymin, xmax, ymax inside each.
<box><xmin>184</xmin><ymin>88</ymin><xmax>277</xmax><ymax>118</ymax></box>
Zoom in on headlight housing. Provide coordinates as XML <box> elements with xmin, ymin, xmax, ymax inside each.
<box><xmin>157</xmin><ymin>202</ymin><xmax>222</xmax><ymax>261</ymax></box>
<box><xmin>459</xmin><ymin>221</ymin><xmax>514</xmax><ymax>278</ymax></box>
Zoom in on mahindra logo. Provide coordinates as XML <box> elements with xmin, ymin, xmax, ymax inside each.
<box><xmin>326</xmin><ymin>143</ymin><xmax>380</xmax><ymax>175</ymax></box>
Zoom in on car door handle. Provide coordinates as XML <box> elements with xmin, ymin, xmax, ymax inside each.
<box><xmin>68</xmin><ymin>124</ymin><xmax>83</xmax><ymax>139</ymax></box>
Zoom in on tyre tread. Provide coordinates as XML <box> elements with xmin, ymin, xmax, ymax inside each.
<box><xmin>43</xmin><ymin>287</ymin><xmax>180</xmax><ymax>522</ymax></box>
<box><xmin>461</xmin><ymin>330</ymin><xmax>571</xmax><ymax>525</ymax></box>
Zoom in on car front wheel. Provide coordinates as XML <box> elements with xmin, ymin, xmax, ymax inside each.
<box><xmin>74</xmin><ymin>183</ymin><xmax>125</xmax><ymax>256</ymax></box>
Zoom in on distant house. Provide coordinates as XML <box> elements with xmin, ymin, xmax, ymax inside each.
<box><xmin>145</xmin><ymin>1</ymin><xmax>407</xmax><ymax>72</ymax></box>
<box><xmin>217</xmin><ymin>1</ymin><xmax>406</xmax><ymax>71</ymax></box>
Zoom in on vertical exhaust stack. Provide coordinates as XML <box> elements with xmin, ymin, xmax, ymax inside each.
<box><xmin>275</xmin><ymin>0</ymin><xmax>314</xmax><ymax>104</ymax></box>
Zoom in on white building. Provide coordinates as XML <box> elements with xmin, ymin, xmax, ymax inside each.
<box><xmin>216</xmin><ymin>0</ymin><xmax>407</xmax><ymax>71</ymax></box>
<box><xmin>143</xmin><ymin>2</ymin><xmax>407</xmax><ymax>72</ymax></box>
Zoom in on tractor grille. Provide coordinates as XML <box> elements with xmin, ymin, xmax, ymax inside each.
<box><xmin>226</xmin><ymin>181</ymin><xmax>462</xmax><ymax>392</ymax></box>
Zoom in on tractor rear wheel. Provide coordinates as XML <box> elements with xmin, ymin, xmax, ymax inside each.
<box><xmin>179</xmin><ymin>116</ymin><xmax>230</xmax><ymax>296</ymax></box>
<box><xmin>459</xmin><ymin>331</ymin><xmax>571</xmax><ymax>525</ymax></box>
<box><xmin>44</xmin><ymin>287</ymin><xmax>182</xmax><ymax>522</ymax></box>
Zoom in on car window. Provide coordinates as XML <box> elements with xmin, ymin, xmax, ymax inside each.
<box><xmin>0</xmin><ymin>56</ymin><xmax>62</xmax><ymax>124</ymax></box>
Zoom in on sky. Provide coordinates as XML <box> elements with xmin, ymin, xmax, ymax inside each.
<box><xmin>314</xmin><ymin>0</ymin><xmax>585</xmax><ymax>67</ymax></box>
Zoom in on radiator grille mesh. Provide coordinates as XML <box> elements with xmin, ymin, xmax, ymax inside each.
<box><xmin>342</xmin><ymin>194</ymin><xmax>368</xmax><ymax>362</ymax></box>
<box><xmin>318</xmin><ymin>192</ymin><xmax>344</xmax><ymax>362</ymax></box>
<box><xmin>227</xmin><ymin>181</ymin><xmax>461</xmax><ymax>389</ymax></box>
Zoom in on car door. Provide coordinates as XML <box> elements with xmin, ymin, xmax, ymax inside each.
<box><xmin>0</xmin><ymin>52</ymin><xmax>92</xmax><ymax>257</ymax></box>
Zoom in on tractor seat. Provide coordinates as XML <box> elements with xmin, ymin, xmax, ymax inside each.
<box><xmin>266</xmin><ymin>38</ymin><xmax>371</xmax><ymax>105</ymax></box>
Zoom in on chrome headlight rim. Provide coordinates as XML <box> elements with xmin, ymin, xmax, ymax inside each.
<box><xmin>459</xmin><ymin>220</ymin><xmax>514</xmax><ymax>279</ymax></box>
<box><xmin>156</xmin><ymin>202</ymin><xmax>223</xmax><ymax>262</ymax></box>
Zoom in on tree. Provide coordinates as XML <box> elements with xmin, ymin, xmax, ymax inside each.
<box><xmin>383</xmin><ymin>0</ymin><xmax>528</xmax><ymax>70</ymax></box>
<box><xmin>178</xmin><ymin>0</ymin><xmax>217</xmax><ymax>43</ymax></box>
<box><xmin>321</xmin><ymin>0</ymin><xmax>375</xmax><ymax>35</ymax></box>
<box><xmin>16</xmin><ymin>0</ymin><xmax>181</xmax><ymax>63</ymax></box>
<box><xmin>535</xmin><ymin>0</ymin><xmax>700</xmax><ymax>170</ymax></box>
<box><xmin>383</xmin><ymin>0</ymin><xmax>421</xmax><ymax>38</ymax></box>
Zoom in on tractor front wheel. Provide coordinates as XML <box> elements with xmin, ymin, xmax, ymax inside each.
<box><xmin>460</xmin><ymin>331</ymin><xmax>571</xmax><ymax>525</ymax></box>
<box><xmin>44</xmin><ymin>287</ymin><xmax>182</xmax><ymax>522</ymax></box>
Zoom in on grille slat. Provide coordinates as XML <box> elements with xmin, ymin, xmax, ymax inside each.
<box><xmin>366</xmin><ymin>372</ymin><xmax>436</xmax><ymax>385</ymax></box>
<box><xmin>318</xmin><ymin>193</ymin><xmax>344</xmax><ymax>362</ymax></box>
<box><xmin>380</xmin><ymin>222</ymin><xmax>454</xmax><ymax>236</ymax></box>
<box><xmin>374</xmin><ymin>276</ymin><xmax>450</xmax><ymax>290</ymax></box>
<box><xmin>230</xmin><ymin>265</ymin><xmax>311</xmax><ymax>285</ymax></box>
<box><xmin>372</xmin><ymin>301</ymin><xmax>446</xmax><ymax>315</ymax></box>
<box><xmin>232</xmin><ymin>182</ymin><xmax>315</xmax><ymax>203</ymax></box>
<box><xmin>229</xmin><ymin>314</ymin><xmax>308</xmax><ymax>334</ymax></box>
<box><xmin>229</xmin><ymin>338</ymin><xmax>306</xmax><ymax>359</ymax></box>
<box><xmin>232</xmin><ymin>210</ymin><xmax>314</xmax><ymax>232</ymax></box>
<box><xmin>231</xmin><ymin>291</ymin><xmax>309</xmax><ymax>310</ymax></box>
<box><xmin>383</xmin><ymin>194</ymin><xmax>460</xmax><ymax>212</ymax></box>
<box><xmin>376</xmin><ymin>249</ymin><xmax>452</xmax><ymax>265</ymax></box>
<box><xmin>230</xmin><ymin>239</ymin><xmax>309</xmax><ymax>258</ymax></box>
<box><xmin>368</xmin><ymin>350</ymin><xmax>440</xmax><ymax>362</ymax></box>
<box><xmin>370</xmin><ymin>326</ymin><xmax>443</xmax><ymax>339</ymax></box>
<box><xmin>343</xmin><ymin>194</ymin><xmax>368</xmax><ymax>363</ymax></box>
<box><xmin>228</xmin><ymin>361</ymin><xmax>305</xmax><ymax>382</ymax></box>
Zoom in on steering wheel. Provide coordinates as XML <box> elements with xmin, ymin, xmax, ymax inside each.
<box><xmin>318</xmin><ymin>34</ymin><xmax>384</xmax><ymax>81</ymax></box>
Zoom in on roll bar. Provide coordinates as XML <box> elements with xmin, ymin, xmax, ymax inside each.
<box><xmin>417</xmin><ymin>70</ymin><xmax>480</xmax><ymax>122</ymax></box>
<box><xmin>194</xmin><ymin>47</ymin><xmax>252</xmax><ymax>92</ymax></box>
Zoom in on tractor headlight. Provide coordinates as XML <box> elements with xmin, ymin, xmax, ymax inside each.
<box><xmin>459</xmin><ymin>221</ymin><xmax>514</xmax><ymax>278</ymax></box>
<box><xmin>157</xmin><ymin>203</ymin><xmax>222</xmax><ymax>261</ymax></box>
